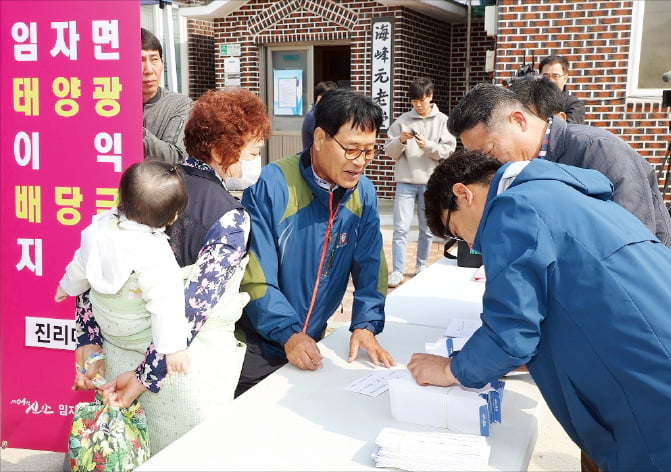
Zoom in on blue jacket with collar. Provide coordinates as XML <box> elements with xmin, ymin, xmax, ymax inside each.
<box><xmin>451</xmin><ymin>159</ymin><xmax>671</xmax><ymax>471</ymax></box>
<box><xmin>239</xmin><ymin>150</ymin><xmax>388</xmax><ymax>360</ymax></box>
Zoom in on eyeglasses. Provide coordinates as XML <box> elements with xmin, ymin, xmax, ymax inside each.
<box><xmin>542</xmin><ymin>73</ymin><xmax>567</xmax><ymax>80</ymax></box>
<box><xmin>331</xmin><ymin>135</ymin><xmax>381</xmax><ymax>161</ymax></box>
<box><xmin>444</xmin><ymin>193</ymin><xmax>465</xmax><ymax>243</ymax></box>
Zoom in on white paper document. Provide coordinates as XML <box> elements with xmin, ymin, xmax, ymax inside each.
<box><xmin>345</xmin><ymin>369</ymin><xmax>406</xmax><ymax>397</ymax></box>
<box><xmin>444</xmin><ymin>318</ymin><xmax>482</xmax><ymax>339</ymax></box>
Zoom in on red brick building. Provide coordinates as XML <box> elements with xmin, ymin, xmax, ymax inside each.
<box><xmin>172</xmin><ymin>0</ymin><xmax>670</xmax><ymax>202</ymax></box>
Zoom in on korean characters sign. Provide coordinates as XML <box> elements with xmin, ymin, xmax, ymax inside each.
<box><xmin>0</xmin><ymin>0</ymin><xmax>142</xmax><ymax>452</ymax></box>
<box><xmin>371</xmin><ymin>17</ymin><xmax>393</xmax><ymax>132</ymax></box>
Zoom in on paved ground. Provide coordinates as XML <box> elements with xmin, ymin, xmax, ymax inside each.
<box><xmin>1</xmin><ymin>200</ymin><xmax>580</xmax><ymax>471</ymax></box>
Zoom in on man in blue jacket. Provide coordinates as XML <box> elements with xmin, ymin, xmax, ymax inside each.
<box><xmin>410</xmin><ymin>150</ymin><xmax>671</xmax><ymax>472</ymax></box>
<box><xmin>448</xmin><ymin>83</ymin><xmax>671</xmax><ymax>247</ymax></box>
<box><xmin>236</xmin><ymin>90</ymin><xmax>395</xmax><ymax>396</ymax></box>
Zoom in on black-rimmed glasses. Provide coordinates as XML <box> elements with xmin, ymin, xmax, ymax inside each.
<box><xmin>444</xmin><ymin>193</ymin><xmax>465</xmax><ymax>243</ymax></box>
<box><xmin>331</xmin><ymin>135</ymin><xmax>381</xmax><ymax>161</ymax></box>
<box><xmin>542</xmin><ymin>73</ymin><xmax>567</xmax><ymax>80</ymax></box>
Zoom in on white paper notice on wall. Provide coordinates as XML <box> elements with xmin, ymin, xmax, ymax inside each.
<box><xmin>485</xmin><ymin>50</ymin><xmax>495</xmax><ymax>72</ymax></box>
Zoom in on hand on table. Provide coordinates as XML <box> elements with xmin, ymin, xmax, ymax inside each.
<box><xmin>348</xmin><ymin>328</ymin><xmax>396</xmax><ymax>368</ymax></box>
<box><xmin>285</xmin><ymin>332</ymin><xmax>323</xmax><ymax>370</ymax></box>
<box><xmin>407</xmin><ymin>353</ymin><xmax>459</xmax><ymax>387</ymax></box>
<box><xmin>99</xmin><ymin>371</ymin><xmax>147</xmax><ymax>408</ymax></box>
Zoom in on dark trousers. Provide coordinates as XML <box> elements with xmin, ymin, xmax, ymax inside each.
<box><xmin>234</xmin><ymin>323</ymin><xmax>287</xmax><ymax>398</ymax></box>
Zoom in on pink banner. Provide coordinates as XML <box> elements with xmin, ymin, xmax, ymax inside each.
<box><xmin>1</xmin><ymin>1</ymin><xmax>142</xmax><ymax>451</ymax></box>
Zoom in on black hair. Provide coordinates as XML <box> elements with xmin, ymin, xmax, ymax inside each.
<box><xmin>539</xmin><ymin>54</ymin><xmax>569</xmax><ymax>74</ymax></box>
<box><xmin>314</xmin><ymin>81</ymin><xmax>339</xmax><ymax>100</ymax></box>
<box><xmin>507</xmin><ymin>77</ymin><xmax>564</xmax><ymax>120</ymax></box>
<box><xmin>315</xmin><ymin>89</ymin><xmax>383</xmax><ymax>137</ymax></box>
<box><xmin>409</xmin><ymin>77</ymin><xmax>434</xmax><ymax>100</ymax></box>
<box><xmin>118</xmin><ymin>161</ymin><xmax>188</xmax><ymax>228</ymax></box>
<box><xmin>447</xmin><ymin>83</ymin><xmax>523</xmax><ymax>137</ymax></box>
<box><xmin>424</xmin><ymin>150</ymin><xmax>502</xmax><ymax>237</ymax></box>
<box><xmin>141</xmin><ymin>28</ymin><xmax>162</xmax><ymax>59</ymax></box>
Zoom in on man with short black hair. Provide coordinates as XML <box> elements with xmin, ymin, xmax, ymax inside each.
<box><xmin>448</xmin><ymin>83</ymin><xmax>671</xmax><ymax>247</ymax></box>
<box><xmin>412</xmin><ymin>149</ymin><xmax>671</xmax><ymax>472</ymax></box>
<box><xmin>141</xmin><ymin>28</ymin><xmax>192</xmax><ymax>163</ymax></box>
<box><xmin>539</xmin><ymin>54</ymin><xmax>585</xmax><ymax>124</ymax></box>
<box><xmin>236</xmin><ymin>89</ymin><xmax>395</xmax><ymax>396</ymax></box>
<box><xmin>301</xmin><ymin>80</ymin><xmax>339</xmax><ymax>150</ymax></box>
<box><xmin>384</xmin><ymin>77</ymin><xmax>455</xmax><ymax>287</ymax></box>
<box><xmin>507</xmin><ymin>76</ymin><xmax>566</xmax><ymax>121</ymax></box>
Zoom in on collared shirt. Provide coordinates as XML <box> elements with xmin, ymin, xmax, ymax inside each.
<box><xmin>537</xmin><ymin>116</ymin><xmax>553</xmax><ymax>159</ymax></box>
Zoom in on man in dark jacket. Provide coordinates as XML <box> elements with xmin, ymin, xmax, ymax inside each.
<box><xmin>539</xmin><ymin>54</ymin><xmax>585</xmax><ymax>124</ymax></box>
<box><xmin>448</xmin><ymin>83</ymin><xmax>671</xmax><ymax>247</ymax></box>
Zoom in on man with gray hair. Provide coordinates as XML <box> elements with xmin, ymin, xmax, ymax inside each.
<box><xmin>448</xmin><ymin>83</ymin><xmax>671</xmax><ymax>247</ymax></box>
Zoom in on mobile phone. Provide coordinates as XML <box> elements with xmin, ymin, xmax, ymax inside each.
<box><xmin>411</xmin><ymin>129</ymin><xmax>418</xmax><ymax>136</ymax></box>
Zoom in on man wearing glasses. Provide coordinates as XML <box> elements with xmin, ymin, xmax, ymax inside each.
<box><xmin>539</xmin><ymin>54</ymin><xmax>585</xmax><ymax>124</ymax></box>
<box><xmin>235</xmin><ymin>89</ymin><xmax>395</xmax><ymax>396</ymax></box>
<box><xmin>411</xmin><ymin>150</ymin><xmax>671</xmax><ymax>472</ymax></box>
<box><xmin>448</xmin><ymin>84</ymin><xmax>671</xmax><ymax>247</ymax></box>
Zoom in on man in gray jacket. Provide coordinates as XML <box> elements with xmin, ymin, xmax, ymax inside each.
<box><xmin>141</xmin><ymin>28</ymin><xmax>192</xmax><ymax>164</ymax></box>
<box><xmin>448</xmin><ymin>83</ymin><xmax>671</xmax><ymax>247</ymax></box>
<box><xmin>384</xmin><ymin>78</ymin><xmax>456</xmax><ymax>287</ymax></box>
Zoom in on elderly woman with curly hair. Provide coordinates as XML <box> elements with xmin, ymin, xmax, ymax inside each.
<box><xmin>72</xmin><ymin>88</ymin><xmax>271</xmax><ymax>454</ymax></box>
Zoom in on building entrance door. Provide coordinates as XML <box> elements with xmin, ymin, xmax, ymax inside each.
<box><xmin>265</xmin><ymin>44</ymin><xmax>351</xmax><ymax>163</ymax></box>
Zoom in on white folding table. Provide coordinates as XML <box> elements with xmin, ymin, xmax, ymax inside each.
<box><xmin>385</xmin><ymin>257</ymin><xmax>486</xmax><ymax>328</ymax></box>
<box><xmin>138</xmin><ymin>321</ymin><xmax>542</xmax><ymax>471</ymax></box>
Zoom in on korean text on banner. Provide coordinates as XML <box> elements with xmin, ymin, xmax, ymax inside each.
<box><xmin>0</xmin><ymin>0</ymin><xmax>142</xmax><ymax>452</ymax></box>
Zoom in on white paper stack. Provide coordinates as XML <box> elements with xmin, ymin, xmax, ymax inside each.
<box><xmin>371</xmin><ymin>427</ymin><xmax>491</xmax><ymax>471</ymax></box>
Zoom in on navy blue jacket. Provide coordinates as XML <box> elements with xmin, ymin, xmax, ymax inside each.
<box><xmin>452</xmin><ymin>159</ymin><xmax>671</xmax><ymax>471</ymax></box>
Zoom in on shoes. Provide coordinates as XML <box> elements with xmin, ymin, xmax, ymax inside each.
<box><xmin>415</xmin><ymin>265</ymin><xmax>426</xmax><ymax>275</ymax></box>
<box><xmin>388</xmin><ymin>271</ymin><xmax>403</xmax><ymax>288</ymax></box>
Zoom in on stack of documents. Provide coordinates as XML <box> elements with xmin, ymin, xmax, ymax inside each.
<box><xmin>371</xmin><ymin>427</ymin><xmax>491</xmax><ymax>471</ymax></box>
<box><xmin>388</xmin><ymin>370</ymin><xmax>504</xmax><ymax>436</ymax></box>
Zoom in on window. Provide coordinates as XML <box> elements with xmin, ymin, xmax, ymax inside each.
<box><xmin>627</xmin><ymin>1</ymin><xmax>671</xmax><ymax>99</ymax></box>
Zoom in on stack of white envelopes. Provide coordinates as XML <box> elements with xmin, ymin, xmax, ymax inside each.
<box><xmin>371</xmin><ymin>427</ymin><xmax>490</xmax><ymax>471</ymax></box>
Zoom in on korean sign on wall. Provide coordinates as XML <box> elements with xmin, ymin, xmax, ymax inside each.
<box><xmin>371</xmin><ymin>17</ymin><xmax>393</xmax><ymax>132</ymax></box>
<box><xmin>0</xmin><ymin>0</ymin><xmax>142</xmax><ymax>451</ymax></box>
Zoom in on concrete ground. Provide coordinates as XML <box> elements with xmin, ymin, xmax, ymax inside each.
<box><xmin>1</xmin><ymin>199</ymin><xmax>580</xmax><ymax>471</ymax></box>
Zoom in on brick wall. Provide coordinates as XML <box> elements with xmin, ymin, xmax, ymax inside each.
<box><xmin>495</xmin><ymin>0</ymin><xmax>670</xmax><ymax>202</ymax></box>
<box><xmin>186</xmin><ymin>19</ymin><xmax>215</xmax><ymax>99</ymax></box>
<box><xmin>193</xmin><ymin>0</ymin><xmax>493</xmax><ymax>198</ymax></box>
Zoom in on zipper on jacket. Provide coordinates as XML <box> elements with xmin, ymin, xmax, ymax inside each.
<box><xmin>302</xmin><ymin>190</ymin><xmax>341</xmax><ymax>333</ymax></box>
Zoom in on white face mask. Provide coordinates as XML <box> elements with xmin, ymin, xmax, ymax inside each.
<box><xmin>225</xmin><ymin>156</ymin><xmax>262</xmax><ymax>191</ymax></box>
